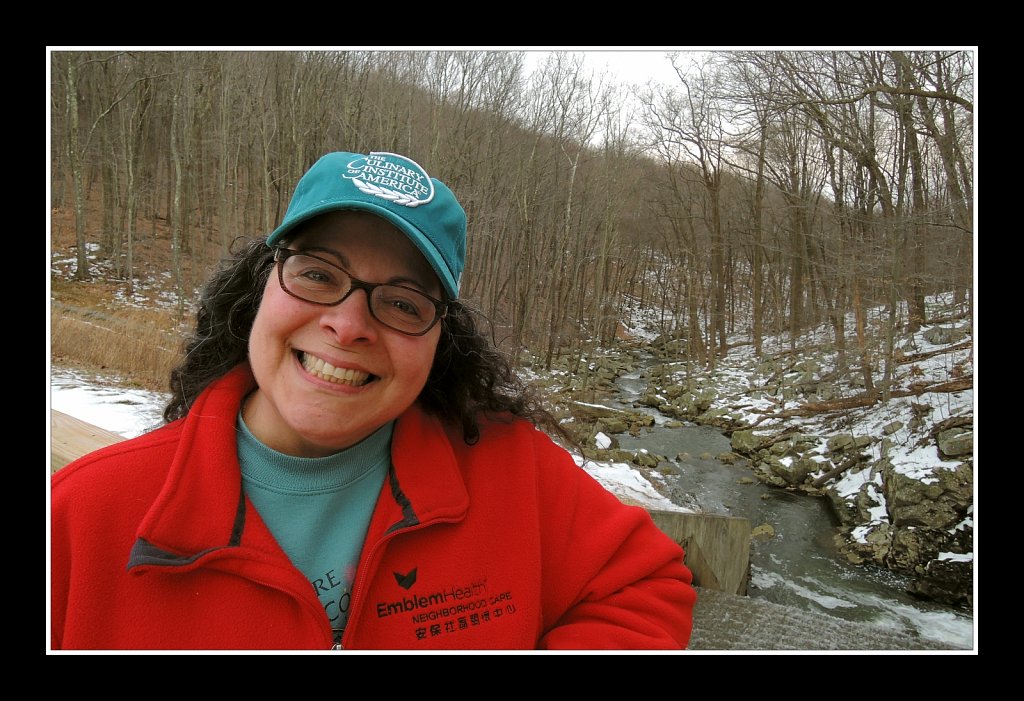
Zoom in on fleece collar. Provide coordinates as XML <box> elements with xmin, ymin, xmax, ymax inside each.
<box><xmin>131</xmin><ymin>363</ymin><xmax>469</xmax><ymax>566</ymax></box>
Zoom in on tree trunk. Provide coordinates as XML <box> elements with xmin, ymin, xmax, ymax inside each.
<box><xmin>64</xmin><ymin>55</ymin><xmax>90</xmax><ymax>281</ymax></box>
<box><xmin>170</xmin><ymin>90</ymin><xmax>184</xmax><ymax>318</ymax></box>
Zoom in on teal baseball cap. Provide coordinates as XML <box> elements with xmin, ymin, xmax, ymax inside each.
<box><xmin>266</xmin><ymin>151</ymin><xmax>467</xmax><ymax>299</ymax></box>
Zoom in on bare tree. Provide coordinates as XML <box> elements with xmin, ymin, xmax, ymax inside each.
<box><xmin>50</xmin><ymin>48</ymin><xmax>974</xmax><ymax>387</ymax></box>
<box><xmin>117</xmin><ymin>55</ymin><xmax>157</xmax><ymax>297</ymax></box>
<box><xmin>56</xmin><ymin>51</ymin><xmax>140</xmax><ymax>281</ymax></box>
<box><xmin>639</xmin><ymin>53</ymin><xmax>732</xmax><ymax>364</ymax></box>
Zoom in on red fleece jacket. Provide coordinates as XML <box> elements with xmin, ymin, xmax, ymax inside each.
<box><xmin>51</xmin><ymin>364</ymin><xmax>696</xmax><ymax>650</ymax></box>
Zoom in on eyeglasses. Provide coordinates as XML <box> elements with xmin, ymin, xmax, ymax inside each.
<box><xmin>274</xmin><ymin>248</ymin><xmax>447</xmax><ymax>336</ymax></box>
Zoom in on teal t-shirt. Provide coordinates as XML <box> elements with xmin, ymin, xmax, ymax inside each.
<box><xmin>237</xmin><ymin>416</ymin><xmax>392</xmax><ymax>646</ymax></box>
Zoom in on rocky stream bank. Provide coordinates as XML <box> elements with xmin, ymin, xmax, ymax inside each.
<box><xmin>525</xmin><ymin>319</ymin><xmax>975</xmax><ymax>612</ymax></box>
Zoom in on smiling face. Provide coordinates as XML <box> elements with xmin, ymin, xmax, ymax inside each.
<box><xmin>244</xmin><ymin>210</ymin><xmax>443</xmax><ymax>457</ymax></box>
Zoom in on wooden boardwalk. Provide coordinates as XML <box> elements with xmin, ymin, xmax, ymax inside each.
<box><xmin>50</xmin><ymin>410</ymin><xmax>126</xmax><ymax>473</ymax></box>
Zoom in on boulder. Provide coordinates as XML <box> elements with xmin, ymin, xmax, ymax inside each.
<box><xmin>923</xmin><ymin>325</ymin><xmax>968</xmax><ymax>345</ymax></box>
<box><xmin>731</xmin><ymin>429</ymin><xmax>762</xmax><ymax>453</ymax></box>
<box><xmin>906</xmin><ymin>556</ymin><xmax>973</xmax><ymax>607</ymax></box>
<box><xmin>938</xmin><ymin>428</ymin><xmax>973</xmax><ymax>458</ymax></box>
<box><xmin>884</xmin><ymin>461</ymin><xmax>972</xmax><ymax>529</ymax></box>
<box><xmin>766</xmin><ymin>456</ymin><xmax>816</xmax><ymax>486</ymax></box>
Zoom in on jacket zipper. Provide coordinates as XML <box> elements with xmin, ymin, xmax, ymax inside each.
<box><xmin>339</xmin><ymin>516</ymin><xmax>461</xmax><ymax>650</ymax></box>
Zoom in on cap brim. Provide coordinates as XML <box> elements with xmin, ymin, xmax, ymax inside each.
<box><xmin>266</xmin><ymin>201</ymin><xmax>458</xmax><ymax>299</ymax></box>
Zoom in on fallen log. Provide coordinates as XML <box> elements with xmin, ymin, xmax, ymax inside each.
<box><xmin>751</xmin><ymin>375</ymin><xmax>974</xmax><ymax>423</ymax></box>
<box><xmin>811</xmin><ymin>453</ymin><xmax>866</xmax><ymax>489</ymax></box>
<box><xmin>929</xmin><ymin>415</ymin><xmax>974</xmax><ymax>438</ymax></box>
<box><xmin>898</xmin><ymin>340</ymin><xmax>972</xmax><ymax>365</ymax></box>
<box><xmin>905</xmin><ymin>377</ymin><xmax>973</xmax><ymax>395</ymax></box>
<box><xmin>927</xmin><ymin>311</ymin><xmax>972</xmax><ymax>325</ymax></box>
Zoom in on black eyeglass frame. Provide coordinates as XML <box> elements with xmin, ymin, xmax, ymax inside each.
<box><xmin>273</xmin><ymin>247</ymin><xmax>448</xmax><ymax>337</ymax></box>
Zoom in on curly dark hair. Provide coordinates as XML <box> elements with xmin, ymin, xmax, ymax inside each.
<box><xmin>164</xmin><ymin>236</ymin><xmax>572</xmax><ymax>447</ymax></box>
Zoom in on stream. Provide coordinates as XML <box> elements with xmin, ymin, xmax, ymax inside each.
<box><xmin>609</xmin><ymin>367</ymin><xmax>975</xmax><ymax>649</ymax></box>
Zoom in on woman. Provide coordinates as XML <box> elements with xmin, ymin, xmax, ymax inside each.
<box><xmin>51</xmin><ymin>151</ymin><xmax>697</xmax><ymax>650</ymax></box>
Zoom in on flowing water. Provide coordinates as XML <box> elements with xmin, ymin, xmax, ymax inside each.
<box><xmin>609</xmin><ymin>367</ymin><xmax>975</xmax><ymax>649</ymax></box>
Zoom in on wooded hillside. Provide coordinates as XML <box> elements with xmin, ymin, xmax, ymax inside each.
<box><xmin>49</xmin><ymin>49</ymin><xmax>975</xmax><ymax>394</ymax></box>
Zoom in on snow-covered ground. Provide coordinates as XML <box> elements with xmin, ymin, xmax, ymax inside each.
<box><xmin>622</xmin><ymin>289</ymin><xmax>975</xmax><ymax>553</ymax></box>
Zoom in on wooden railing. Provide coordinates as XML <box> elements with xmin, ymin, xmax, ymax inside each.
<box><xmin>50</xmin><ymin>410</ymin><xmax>127</xmax><ymax>473</ymax></box>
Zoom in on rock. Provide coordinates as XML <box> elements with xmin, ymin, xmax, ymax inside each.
<box><xmin>906</xmin><ymin>556</ymin><xmax>973</xmax><ymax>607</ymax></box>
<box><xmin>853</xmin><ymin>436</ymin><xmax>873</xmax><ymax>450</ymax></box>
<box><xmin>751</xmin><ymin>524</ymin><xmax>776</xmax><ymax>540</ymax></box>
<box><xmin>592</xmin><ymin>429</ymin><xmax>619</xmax><ymax>450</ymax></box>
<box><xmin>827</xmin><ymin>433</ymin><xmax>873</xmax><ymax>453</ymax></box>
<box><xmin>910</xmin><ymin>402</ymin><xmax>934</xmax><ymax>419</ymax></box>
<box><xmin>884</xmin><ymin>461</ymin><xmax>972</xmax><ymax>529</ymax></box>
<box><xmin>887</xmin><ymin>526</ymin><xmax>946</xmax><ymax>573</ymax></box>
<box><xmin>923</xmin><ymin>325</ymin><xmax>968</xmax><ymax>345</ymax></box>
<box><xmin>827</xmin><ymin>434</ymin><xmax>856</xmax><ymax>452</ymax></box>
<box><xmin>766</xmin><ymin>456</ymin><xmax>816</xmax><ymax>486</ymax></box>
<box><xmin>631</xmin><ymin>450</ymin><xmax>662</xmax><ymax>468</ymax></box>
<box><xmin>569</xmin><ymin>400</ymin><xmax>628</xmax><ymax>422</ymax></box>
<box><xmin>663</xmin><ymin>383</ymin><xmax>688</xmax><ymax>400</ymax></box>
<box><xmin>601</xmin><ymin>418</ymin><xmax>629</xmax><ymax>434</ymax></box>
<box><xmin>826</xmin><ymin>488</ymin><xmax>861</xmax><ymax>528</ymax></box>
<box><xmin>854</xmin><ymin>479</ymin><xmax>885</xmax><ymax>522</ymax></box>
<box><xmin>633</xmin><ymin>414</ymin><xmax>656</xmax><ymax>428</ymax></box>
<box><xmin>836</xmin><ymin>522</ymin><xmax>891</xmax><ymax>567</ymax></box>
<box><xmin>938</xmin><ymin>428</ymin><xmax>973</xmax><ymax>458</ymax></box>
<box><xmin>883</xmin><ymin>421</ymin><xmax>904</xmax><ymax>435</ymax></box>
<box><xmin>731</xmin><ymin>429</ymin><xmax>762</xmax><ymax>453</ymax></box>
<box><xmin>697</xmin><ymin>407</ymin><xmax>729</xmax><ymax>424</ymax></box>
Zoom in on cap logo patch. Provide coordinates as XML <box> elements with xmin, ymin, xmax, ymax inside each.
<box><xmin>343</xmin><ymin>151</ymin><xmax>435</xmax><ymax>208</ymax></box>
